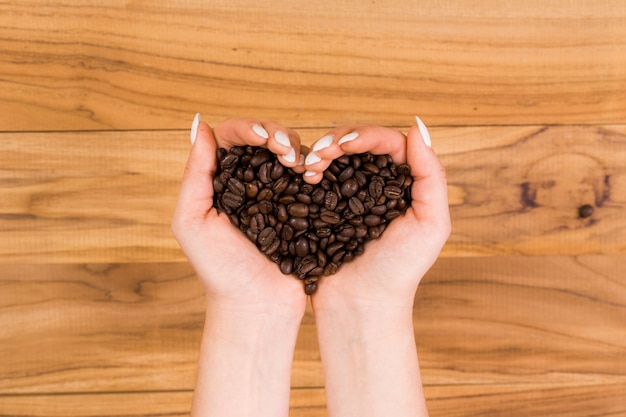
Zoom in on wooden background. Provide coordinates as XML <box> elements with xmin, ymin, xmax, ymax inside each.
<box><xmin>1</xmin><ymin>1</ymin><xmax>625</xmax><ymax>416</ymax></box>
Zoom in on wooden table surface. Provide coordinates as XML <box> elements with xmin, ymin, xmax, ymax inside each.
<box><xmin>1</xmin><ymin>1</ymin><xmax>625</xmax><ymax>416</ymax></box>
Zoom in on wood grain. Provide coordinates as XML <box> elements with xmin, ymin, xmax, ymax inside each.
<box><xmin>1</xmin><ymin>384</ymin><xmax>625</xmax><ymax>417</ymax></box>
<box><xmin>2</xmin><ymin>256</ymin><xmax>624</xmax><ymax>398</ymax></box>
<box><xmin>1</xmin><ymin>125</ymin><xmax>624</xmax><ymax>263</ymax></box>
<box><xmin>1</xmin><ymin>1</ymin><xmax>625</xmax><ymax>131</ymax></box>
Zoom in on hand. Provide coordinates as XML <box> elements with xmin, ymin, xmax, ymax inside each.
<box><xmin>303</xmin><ymin>118</ymin><xmax>449</xmax><ymax>417</ymax></box>
<box><xmin>303</xmin><ymin>119</ymin><xmax>451</xmax><ymax>311</ymax></box>
<box><xmin>172</xmin><ymin>116</ymin><xmax>308</xmax><ymax>315</ymax></box>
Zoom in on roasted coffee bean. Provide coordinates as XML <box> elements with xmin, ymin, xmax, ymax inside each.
<box><xmin>262</xmin><ymin>237</ymin><xmax>281</xmax><ymax>255</ymax></box>
<box><xmin>311</xmin><ymin>188</ymin><xmax>326</xmax><ymax>205</ymax></box>
<box><xmin>288</xmin><ymin>203</ymin><xmax>310</xmax><ymax>218</ymax></box>
<box><xmin>324</xmin><ymin>191</ymin><xmax>338</xmax><ymax>210</ymax></box>
<box><xmin>257</xmin><ymin>227</ymin><xmax>277</xmax><ymax>247</ymax></box>
<box><xmin>384</xmin><ymin>185</ymin><xmax>403</xmax><ymax>199</ymax></box>
<box><xmin>271</xmin><ymin>163</ymin><xmax>285</xmax><ymax>179</ymax></box>
<box><xmin>296</xmin><ymin>193</ymin><xmax>312</xmax><ymax>204</ymax></box>
<box><xmin>281</xmin><ymin>224</ymin><xmax>295</xmax><ymax>241</ymax></box>
<box><xmin>222</xmin><ymin>191</ymin><xmax>244</xmax><ymax>209</ymax></box>
<box><xmin>257</xmin><ymin>188</ymin><xmax>274</xmax><ymax>201</ymax></box>
<box><xmin>304</xmin><ymin>282</ymin><xmax>317</xmax><ymax>295</ymax></box>
<box><xmin>277</xmin><ymin>204</ymin><xmax>288</xmax><ymax>222</ymax></box>
<box><xmin>348</xmin><ymin>196</ymin><xmax>365</xmax><ymax>215</ymax></box>
<box><xmin>272</xmin><ymin>176</ymin><xmax>290</xmax><ymax>194</ymax></box>
<box><xmin>326</xmin><ymin>241</ymin><xmax>345</xmax><ymax>257</ymax></box>
<box><xmin>338</xmin><ymin>166</ymin><xmax>355</xmax><ymax>182</ymax></box>
<box><xmin>369</xmin><ymin>177</ymin><xmax>383</xmax><ymax>199</ymax></box>
<box><xmin>371</xmin><ymin>205</ymin><xmax>387</xmax><ymax>215</ymax></box>
<box><xmin>213</xmin><ymin>145</ymin><xmax>413</xmax><ymax>294</ymax></box>
<box><xmin>258</xmin><ymin>200</ymin><xmax>273</xmax><ymax>214</ymax></box>
<box><xmin>320</xmin><ymin>210</ymin><xmax>341</xmax><ymax>224</ymax></box>
<box><xmin>295</xmin><ymin>236</ymin><xmax>310</xmax><ymax>257</ymax></box>
<box><xmin>245</xmin><ymin>182</ymin><xmax>259</xmax><ymax>198</ymax></box>
<box><xmin>280</xmin><ymin>257</ymin><xmax>294</xmax><ymax>274</ymax></box>
<box><xmin>289</xmin><ymin>217</ymin><xmax>309</xmax><ymax>231</ymax></box>
<box><xmin>258</xmin><ymin>162</ymin><xmax>273</xmax><ymax>183</ymax></box>
<box><xmin>364</xmin><ymin>214</ymin><xmax>382</xmax><ymax>226</ymax></box>
<box><xmin>250</xmin><ymin>149</ymin><xmax>272</xmax><ymax>167</ymax></box>
<box><xmin>249</xmin><ymin>213</ymin><xmax>266</xmax><ymax>234</ymax></box>
<box><xmin>340</xmin><ymin>179</ymin><xmax>359</xmax><ymax>198</ymax></box>
<box><xmin>243</xmin><ymin>167</ymin><xmax>255</xmax><ymax>182</ymax></box>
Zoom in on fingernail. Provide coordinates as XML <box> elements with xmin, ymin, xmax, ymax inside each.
<box><xmin>312</xmin><ymin>134</ymin><xmax>334</xmax><ymax>152</ymax></box>
<box><xmin>338</xmin><ymin>132</ymin><xmax>359</xmax><ymax>145</ymax></box>
<box><xmin>415</xmin><ymin>116</ymin><xmax>431</xmax><ymax>148</ymax></box>
<box><xmin>305</xmin><ymin>152</ymin><xmax>321</xmax><ymax>165</ymax></box>
<box><xmin>298</xmin><ymin>153</ymin><xmax>305</xmax><ymax>166</ymax></box>
<box><xmin>274</xmin><ymin>130</ymin><xmax>291</xmax><ymax>147</ymax></box>
<box><xmin>252</xmin><ymin>124</ymin><xmax>269</xmax><ymax>139</ymax></box>
<box><xmin>304</xmin><ymin>170</ymin><xmax>316</xmax><ymax>177</ymax></box>
<box><xmin>190</xmin><ymin>113</ymin><xmax>200</xmax><ymax>145</ymax></box>
<box><xmin>283</xmin><ymin>147</ymin><xmax>296</xmax><ymax>163</ymax></box>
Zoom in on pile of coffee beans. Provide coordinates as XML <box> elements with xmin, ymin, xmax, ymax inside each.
<box><xmin>213</xmin><ymin>145</ymin><xmax>412</xmax><ymax>295</ymax></box>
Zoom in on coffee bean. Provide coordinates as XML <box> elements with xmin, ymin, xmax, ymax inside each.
<box><xmin>281</xmin><ymin>224</ymin><xmax>295</xmax><ymax>241</ymax></box>
<box><xmin>320</xmin><ymin>210</ymin><xmax>341</xmax><ymax>225</ymax></box>
<box><xmin>249</xmin><ymin>213</ymin><xmax>266</xmax><ymax>234</ymax></box>
<box><xmin>288</xmin><ymin>203</ymin><xmax>310</xmax><ymax>218</ymax></box>
<box><xmin>258</xmin><ymin>227</ymin><xmax>277</xmax><ymax>247</ymax></box>
<box><xmin>304</xmin><ymin>282</ymin><xmax>317</xmax><ymax>295</ymax></box>
<box><xmin>295</xmin><ymin>236</ymin><xmax>310</xmax><ymax>257</ymax></box>
<box><xmin>213</xmin><ymin>145</ymin><xmax>413</xmax><ymax>294</ymax></box>
<box><xmin>289</xmin><ymin>217</ymin><xmax>309</xmax><ymax>231</ymax></box>
<box><xmin>250</xmin><ymin>149</ymin><xmax>272</xmax><ymax>167</ymax></box>
<box><xmin>324</xmin><ymin>191</ymin><xmax>338</xmax><ymax>210</ymax></box>
<box><xmin>258</xmin><ymin>162</ymin><xmax>273</xmax><ymax>183</ymax></box>
<box><xmin>348</xmin><ymin>196</ymin><xmax>365</xmax><ymax>215</ymax></box>
<box><xmin>340</xmin><ymin>179</ymin><xmax>359</xmax><ymax>198</ymax></box>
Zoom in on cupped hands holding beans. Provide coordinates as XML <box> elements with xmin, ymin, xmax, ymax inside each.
<box><xmin>172</xmin><ymin>115</ymin><xmax>450</xmax><ymax>417</ymax></box>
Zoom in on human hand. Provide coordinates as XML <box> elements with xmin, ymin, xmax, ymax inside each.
<box><xmin>304</xmin><ymin>118</ymin><xmax>451</xmax><ymax>312</ymax></box>
<box><xmin>171</xmin><ymin>115</ymin><xmax>308</xmax><ymax>315</ymax></box>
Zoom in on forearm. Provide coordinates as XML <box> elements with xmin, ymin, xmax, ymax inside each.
<box><xmin>191</xmin><ymin>301</ymin><xmax>303</xmax><ymax>417</ymax></box>
<box><xmin>315</xmin><ymin>304</ymin><xmax>429</xmax><ymax>417</ymax></box>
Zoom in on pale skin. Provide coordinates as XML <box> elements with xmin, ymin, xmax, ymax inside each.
<box><xmin>172</xmin><ymin>116</ymin><xmax>450</xmax><ymax>417</ymax></box>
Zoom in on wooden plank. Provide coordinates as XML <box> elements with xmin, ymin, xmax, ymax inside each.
<box><xmin>1</xmin><ymin>384</ymin><xmax>625</xmax><ymax>417</ymax></box>
<box><xmin>1</xmin><ymin>256</ymin><xmax>624</xmax><ymax>395</ymax></box>
<box><xmin>1</xmin><ymin>1</ymin><xmax>625</xmax><ymax>131</ymax></box>
<box><xmin>1</xmin><ymin>125</ymin><xmax>625</xmax><ymax>264</ymax></box>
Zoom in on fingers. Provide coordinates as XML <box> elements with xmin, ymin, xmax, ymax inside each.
<box><xmin>213</xmin><ymin>118</ymin><xmax>302</xmax><ymax>169</ymax></box>
<box><xmin>173</xmin><ymin>118</ymin><xmax>218</xmax><ymax>230</ymax></box>
<box><xmin>406</xmin><ymin>123</ymin><xmax>451</xmax><ymax>236</ymax></box>
<box><xmin>302</xmin><ymin>125</ymin><xmax>407</xmax><ymax>184</ymax></box>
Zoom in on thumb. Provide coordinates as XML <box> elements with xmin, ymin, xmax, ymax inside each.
<box><xmin>406</xmin><ymin>119</ymin><xmax>451</xmax><ymax>235</ymax></box>
<box><xmin>173</xmin><ymin>115</ymin><xmax>218</xmax><ymax>226</ymax></box>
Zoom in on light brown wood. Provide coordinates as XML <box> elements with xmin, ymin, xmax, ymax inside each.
<box><xmin>1</xmin><ymin>1</ymin><xmax>625</xmax><ymax>131</ymax></box>
<box><xmin>1</xmin><ymin>2</ymin><xmax>625</xmax><ymax>416</ymax></box>
<box><xmin>2</xmin><ymin>125</ymin><xmax>624</xmax><ymax>264</ymax></box>
<box><xmin>1</xmin><ymin>384</ymin><xmax>625</xmax><ymax>417</ymax></box>
<box><xmin>2</xmin><ymin>257</ymin><xmax>624</xmax><ymax>400</ymax></box>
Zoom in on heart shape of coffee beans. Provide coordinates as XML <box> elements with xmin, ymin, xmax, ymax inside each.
<box><xmin>213</xmin><ymin>145</ymin><xmax>412</xmax><ymax>294</ymax></box>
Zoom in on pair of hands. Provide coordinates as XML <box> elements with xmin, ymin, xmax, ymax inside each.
<box><xmin>172</xmin><ymin>116</ymin><xmax>450</xmax><ymax>319</ymax></box>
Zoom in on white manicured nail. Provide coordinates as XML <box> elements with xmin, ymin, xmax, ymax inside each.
<box><xmin>305</xmin><ymin>152</ymin><xmax>321</xmax><ymax>165</ymax></box>
<box><xmin>298</xmin><ymin>154</ymin><xmax>305</xmax><ymax>166</ymax></box>
<box><xmin>283</xmin><ymin>147</ymin><xmax>296</xmax><ymax>163</ymax></box>
<box><xmin>304</xmin><ymin>170</ymin><xmax>316</xmax><ymax>177</ymax></box>
<box><xmin>415</xmin><ymin>116</ymin><xmax>431</xmax><ymax>147</ymax></box>
<box><xmin>312</xmin><ymin>134</ymin><xmax>334</xmax><ymax>152</ymax></box>
<box><xmin>274</xmin><ymin>131</ymin><xmax>291</xmax><ymax>147</ymax></box>
<box><xmin>252</xmin><ymin>124</ymin><xmax>269</xmax><ymax>139</ymax></box>
<box><xmin>190</xmin><ymin>113</ymin><xmax>200</xmax><ymax>145</ymax></box>
<box><xmin>338</xmin><ymin>132</ymin><xmax>359</xmax><ymax>145</ymax></box>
